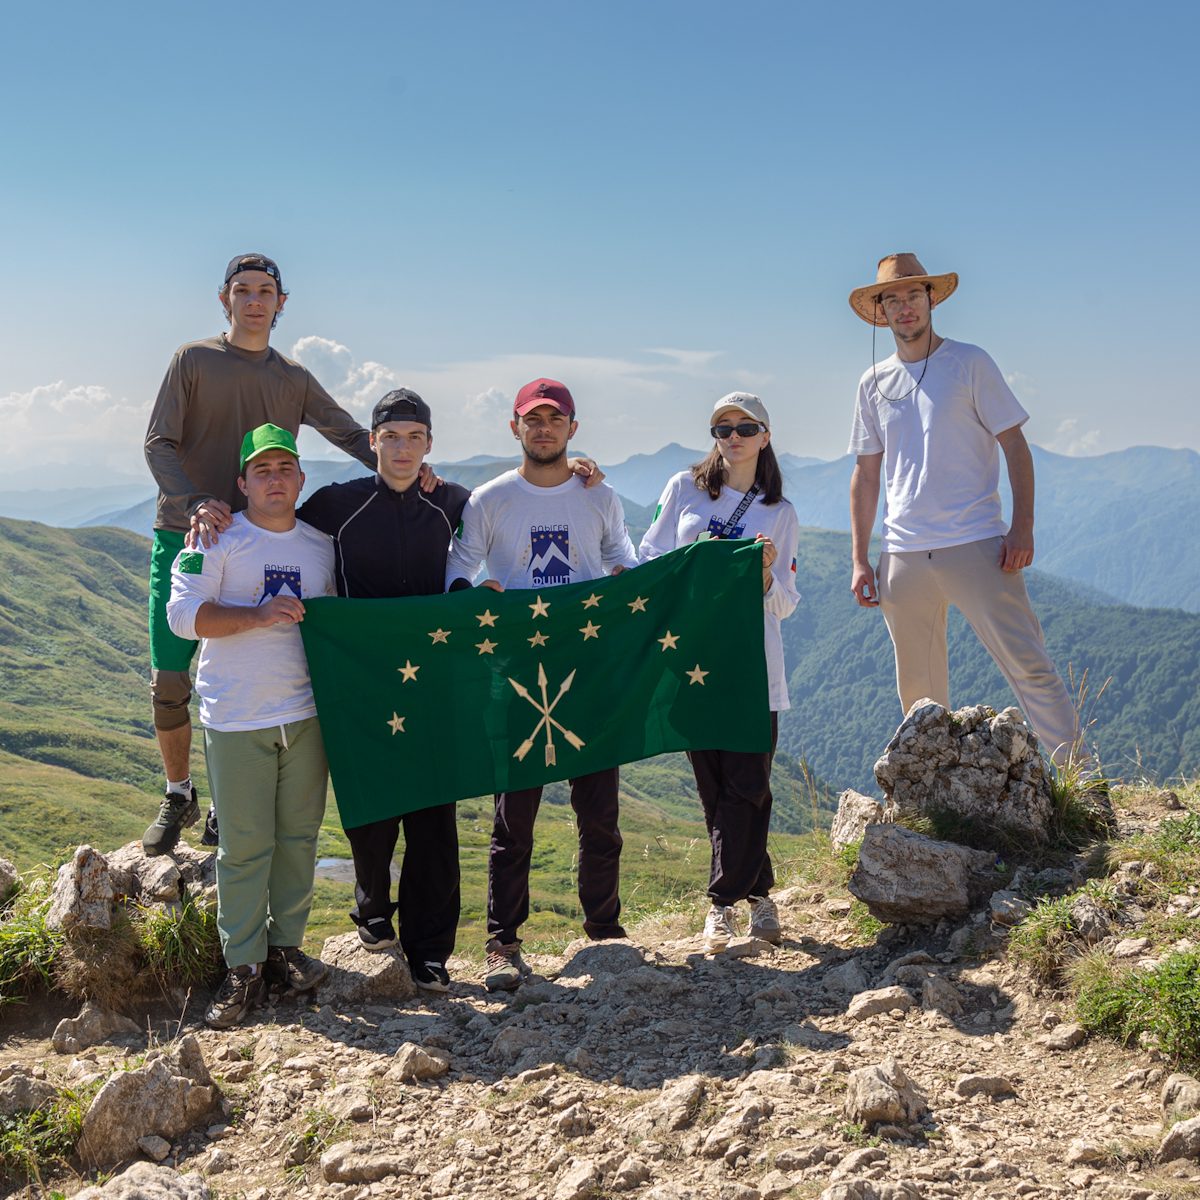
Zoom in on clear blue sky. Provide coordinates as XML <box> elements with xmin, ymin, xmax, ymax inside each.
<box><xmin>1</xmin><ymin>1</ymin><xmax>1196</xmax><ymax>481</ymax></box>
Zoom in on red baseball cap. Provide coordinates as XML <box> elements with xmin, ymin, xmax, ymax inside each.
<box><xmin>513</xmin><ymin>378</ymin><xmax>575</xmax><ymax>419</ymax></box>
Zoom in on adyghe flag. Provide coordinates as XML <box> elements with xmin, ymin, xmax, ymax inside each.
<box><xmin>300</xmin><ymin>538</ymin><xmax>771</xmax><ymax>828</ymax></box>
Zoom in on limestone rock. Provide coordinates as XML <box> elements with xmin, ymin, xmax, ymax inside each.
<box><xmin>919</xmin><ymin>974</ymin><xmax>964</xmax><ymax>1017</ymax></box>
<box><xmin>1041</xmin><ymin>1022</ymin><xmax>1086</xmax><ymax>1050</ymax></box>
<box><xmin>0</xmin><ymin>855</ymin><xmax>16</xmax><ymax>901</ymax></box>
<box><xmin>558</xmin><ymin>940</ymin><xmax>648</xmax><ymax>978</ymax></box>
<box><xmin>831</xmin><ymin>790</ymin><xmax>890</xmax><ymax>852</ymax></box>
<box><xmin>1159</xmin><ymin>1115</ymin><xmax>1200</xmax><ymax>1162</ymax></box>
<box><xmin>324</xmin><ymin>1083</ymin><xmax>373</xmax><ymax>1121</ymax></box>
<box><xmin>392</xmin><ymin>1042</ymin><xmax>450</xmax><ymax>1082</ymax></box>
<box><xmin>830</xmin><ymin>1147</ymin><xmax>887</xmax><ymax>1179</ymax></box>
<box><xmin>848</xmin><ymin>823</ymin><xmax>999</xmax><ymax>924</ymax></box>
<box><xmin>823</xmin><ymin>959</ymin><xmax>871</xmax><ymax>996</ymax></box>
<box><xmin>847</xmin><ymin>986</ymin><xmax>914</xmax><ymax>1022</ymax></box>
<box><xmin>612</xmin><ymin>1156</ymin><xmax>652</xmax><ymax>1191</ymax></box>
<box><xmin>758</xmin><ymin>1169</ymin><xmax>796</xmax><ymax>1199</ymax></box>
<box><xmin>0</xmin><ymin>1071</ymin><xmax>58</xmax><ymax>1116</ymax></box>
<box><xmin>76</xmin><ymin>1034</ymin><xmax>221</xmax><ymax>1167</ymax></box>
<box><xmin>989</xmin><ymin>889</ymin><xmax>1032</xmax><ymax>926</ymax></box>
<box><xmin>318</xmin><ymin>931</ymin><xmax>416</xmax><ymax>1005</ymax></box>
<box><xmin>1163</xmin><ymin>1073</ymin><xmax>1200</xmax><ymax>1118</ymax></box>
<box><xmin>52</xmin><ymin>1001</ymin><xmax>143</xmax><ymax>1054</ymax></box>
<box><xmin>873</xmin><ymin>701</ymin><xmax>1052</xmax><ymax>843</ymax></box>
<box><xmin>554</xmin><ymin>1157</ymin><xmax>601</xmax><ymax>1199</ymax></box>
<box><xmin>321</xmin><ymin>1140</ymin><xmax>412</xmax><ymax>1183</ymax></box>
<box><xmin>1065</xmin><ymin>1137</ymin><xmax>1107</xmax><ymax>1165</ymax></box>
<box><xmin>643</xmin><ymin>1074</ymin><xmax>706</xmax><ymax>1132</ymax></box>
<box><xmin>953</xmin><ymin>1074</ymin><xmax>1016</xmax><ymax>1099</ymax></box>
<box><xmin>1069</xmin><ymin>896</ymin><xmax>1111</xmax><ymax>944</ymax></box>
<box><xmin>72</xmin><ymin>1162</ymin><xmax>210</xmax><ymax>1200</ymax></box>
<box><xmin>138</xmin><ymin>1135</ymin><xmax>172</xmax><ymax>1161</ymax></box>
<box><xmin>105</xmin><ymin>840</ymin><xmax>215</xmax><ymax>902</ymax></box>
<box><xmin>820</xmin><ymin>1184</ymin><xmax>923</xmax><ymax>1200</ymax></box>
<box><xmin>46</xmin><ymin>845</ymin><xmax>114</xmax><ymax>931</ymax></box>
<box><xmin>844</xmin><ymin>1057</ymin><xmax>927</xmax><ymax>1129</ymax></box>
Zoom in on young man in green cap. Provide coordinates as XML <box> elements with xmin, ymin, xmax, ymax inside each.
<box><xmin>166</xmin><ymin>423</ymin><xmax>335</xmax><ymax>1029</ymax></box>
<box><xmin>143</xmin><ymin>253</ymin><xmax>375</xmax><ymax>855</ymax></box>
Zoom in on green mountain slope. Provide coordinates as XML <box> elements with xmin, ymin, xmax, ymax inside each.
<box><xmin>780</xmin><ymin>529</ymin><xmax>1200</xmax><ymax>791</ymax></box>
<box><xmin>0</xmin><ymin>518</ymin><xmax>835</xmax><ymax>878</ymax></box>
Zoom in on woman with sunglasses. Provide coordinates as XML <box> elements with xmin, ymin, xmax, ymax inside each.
<box><xmin>638</xmin><ymin>393</ymin><xmax>800</xmax><ymax>953</ymax></box>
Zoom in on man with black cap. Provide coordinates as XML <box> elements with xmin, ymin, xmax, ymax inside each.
<box><xmin>296</xmin><ymin>388</ymin><xmax>469</xmax><ymax>992</ymax></box>
<box><xmin>142</xmin><ymin>253</ymin><xmax>375</xmax><ymax>858</ymax></box>
<box><xmin>845</xmin><ymin>253</ymin><xmax>1080</xmax><ymax>765</ymax></box>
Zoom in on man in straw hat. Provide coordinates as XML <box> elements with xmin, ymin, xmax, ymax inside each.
<box><xmin>845</xmin><ymin>252</ymin><xmax>1081</xmax><ymax>765</ymax></box>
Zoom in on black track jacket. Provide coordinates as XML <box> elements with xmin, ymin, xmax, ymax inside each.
<box><xmin>298</xmin><ymin>475</ymin><xmax>470</xmax><ymax>598</ymax></box>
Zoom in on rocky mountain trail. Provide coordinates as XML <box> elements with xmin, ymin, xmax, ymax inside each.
<box><xmin>2</xmin><ymin>706</ymin><xmax>1199</xmax><ymax>1199</ymax></box>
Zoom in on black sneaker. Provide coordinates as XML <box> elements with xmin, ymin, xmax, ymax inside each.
<box><xmin>265</xmin><ymin>946</ymin><xmax>328</xmax><ymax>995</ymax></box>
<box><xmin>410</xmin><ymin>959</ymin><xmax>450</xmax><ymax>993</ymax></box>
<box><xmin>142</xmin><ymin>787</ymin><xmax>200</xmax><ymax>856</ymax></box>
<box><xmin>358</xmin><ymin>917</ymin><xmax>398</xmax><ymax>952</ymax></box>
<box><xmin>200</xmin><ymin>807</ymin><xmax>219</xmax><ymax>847</ymax></box>
<box><xmin>205</xmin><ymin>965</ymin><xmax>264</xmax><ymax>1029</ymax></box>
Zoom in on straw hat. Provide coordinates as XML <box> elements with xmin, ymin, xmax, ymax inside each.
<box><xmin>848</xmin><ymin>253</ymin><xmax>958</xmax><ymax>326</ymax></box>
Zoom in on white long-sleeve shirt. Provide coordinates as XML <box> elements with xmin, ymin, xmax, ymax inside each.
<box><xmin>639</xmin><ymin>471</ymin><xmax>800</xmax><ymax>711</ymax></box>
<box><xmin>165</xmin><ymin>513</ymin><xmax>335</xmax><ymax>732</ymax></box>
<box><xmin>445</xmin><ymin>469</ymin><xmax>637</xmax><ymax>591</ymax></box>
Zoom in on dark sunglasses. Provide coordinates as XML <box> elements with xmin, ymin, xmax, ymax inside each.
<box><xmin>711</xmin><ymin>421</ymin><xmax>766</xmax><ymax>440</ymax></box>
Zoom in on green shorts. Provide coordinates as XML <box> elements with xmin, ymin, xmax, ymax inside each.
<box><xmin>149</xmin><ymin>529</ymin><xmax>199</xmax><ymax>672</ymax></box>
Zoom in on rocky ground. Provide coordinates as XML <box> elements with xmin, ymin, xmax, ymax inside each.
<box><xmin>2</xmin><ymin>784</ymin><xmax>1200</xmax><ymax>1200</ymax></box>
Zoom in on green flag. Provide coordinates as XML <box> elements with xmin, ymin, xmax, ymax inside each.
<box><xmin>300</xmin><ymin>538</ymin><xmax>771</xmax><ymax>828</ymax></box>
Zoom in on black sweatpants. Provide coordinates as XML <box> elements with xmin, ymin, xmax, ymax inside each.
<box><xmin>487</xmin><ymin>767</ymin><xmax>623</xmax><ymax>946</ymax></box>
<box><xmin>345</xmin><ymin>802</ymin><xmax>460</xmax><ymax>964</ymax></box>
<box><xmin>688</xmin><ymin>713</ymin><xmax>778</xmax><ymax>907</ymax></box>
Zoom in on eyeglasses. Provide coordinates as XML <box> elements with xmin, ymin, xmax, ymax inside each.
<box><xmin>711</xmin><ymin>422</ymin><xmax>766</xmax><ymax>440</ymax></box>
<box><xmin>878</xmin><ymin>287</ymin><xmax>930</xmax><ymax>313</ymax></box>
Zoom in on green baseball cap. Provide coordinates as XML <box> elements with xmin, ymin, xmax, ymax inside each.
<box><xmin>239</xmin><ymin>423</ymin><xmax>300</xmax><ymax>472</ymax></box>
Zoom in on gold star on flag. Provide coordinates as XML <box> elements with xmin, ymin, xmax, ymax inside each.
<box><xmin>476</xmin><ymin>638</ymin><xmax>497</xmax><ymax>655</ymax></box>
<box><xmin>528</xmin><ymin>631</ymin><xmax>549</xmax><ymax>648</ymax></box>
<box><xmin>687</xmin><ymin>664</ymin><xmax>709</xmax><ymax>686</ymax></box>
<box><xmin>579</xmin><ymin>621</ymin><xmax>601</xmax><ymax>640</ymax></box>
<box><xmin>582</xmin><ymin>593</ymin><xmax>601</xmax><ymax>609</ymax></box>
<box><xmin>658</xmin><ymin>631</ymin><xmax>679</xmax><ymax>651</ymax></box>
<box><xmin>429</xmin><ymin>628</ymin><xmax>451</xmax><ymax>644</ymax></box>
<box><xmin>529</xmin><ymin>595</ymin><xmax>550</xmax><ymax>618</ymax></box>
<box><xmin>476</xmin><ymin>609</ymin><xmax>498</xmax><ymax>627</ymax></box>
<box><xmin>628</xmin><ymin>596</ymin><xmax>648</xmax><ymax>613</ymax></box>
<box><xmin>387</xmin><ymin>712</ymin><xmax>406</xmax><ymax>734</ymax></box>
<box><xmin>397</xmin><ymin>660</ymin><xmax>419</xmax><ymax>682</ymax></box>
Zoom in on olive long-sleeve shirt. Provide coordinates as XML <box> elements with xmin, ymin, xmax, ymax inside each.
<box><xmin>144</xmin><ymin>334</ymin><xmax>375</xmax><ymax>532</ymax></box>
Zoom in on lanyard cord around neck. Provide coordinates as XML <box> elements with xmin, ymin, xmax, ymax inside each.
<box><xmin>870</xmin><ymin>294</ymin><xmax>934</xmax><ymax>402</ymax></box>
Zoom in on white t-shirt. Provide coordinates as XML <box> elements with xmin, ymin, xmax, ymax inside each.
<box><xmin>638</xmin><ymin>471</ymin><xmax>801</xmax><ymax>712</ymax></box>
<box><xmin>166</xmin><ymin>513</ymin><xmax>335</xmax><ymax>732</ymax></box>
<box><xmin>847</xmin><ymin>339</ymin><xmax>1029</xmax><ymax>553</ymax></box>
<box><xmin>445</xmin><ymin>469</ymin><xmax>638</xmax><ymax>591</ymax></box>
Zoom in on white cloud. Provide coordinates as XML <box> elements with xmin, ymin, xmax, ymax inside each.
<box><xmin>1046</xmin><ymin>417</ymin><xmax>1102</xmax><ymax>457</ymax></box>
<box><xmin>1005</xmin><ymin>370</ymin><xmax>1037</xmax><ymax>398</ymax></box>
<box><xmin>0</xmin><ymin>381</ymin><xmax>150</xmax><ymax>477</ymax></box>
<box><xmin>290</xmin><ymin>335</ymin><xmax>399</xmax><ymax>418</ymax></box>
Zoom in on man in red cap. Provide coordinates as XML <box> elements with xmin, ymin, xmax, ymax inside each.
<box><xmin>846</xmin><ymin>253</ymin><xmax>1080</xmax><ymax>765</ymax></box>
<box><xmin>142</xmin><ymin>253</ymin><xmax>375</xmax><ymax>856</ymax></box>
<box><xmin>446</xmin><ymin>378</ymin><xmax>638</xmax><ymax>991</ymax></box>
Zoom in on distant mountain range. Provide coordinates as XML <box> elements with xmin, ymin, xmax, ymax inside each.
<box><xmin>1</xmin><ymin>443</ymin><xmax>1196</xmax><ymax>612</ymax></box>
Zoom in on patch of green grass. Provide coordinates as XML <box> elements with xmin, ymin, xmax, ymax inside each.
<box><xmin>283</xmin><ymin>1107</ymin><xmax>351</xmax><ymax>1180</ymax></box>
<box><xmin>0</xmin><ymin>1083</ymin><xmax>97</xmax><ymax>1187</ymax></box>
<box><xmin>1007</xmin><ymin>895</ymin><xmax>1077</xmax><ymax>982</ymax></box>
<box><xmin>0</xmin><ymin>870</ymin><xmax>62</xmax><ymax>1007</ymax></box>
<box><xmin>1072</xmin><ymin>949</ymin><xmax>1200</xmax><ymax>1068</ymax></box>
<box><xmin>133</xmin><ymin>894</ymin><xmax>223</xmax><ymax>991</ymax></box>
<box><xmin>847</xmin><ymin>901</ymin><xmax>883</xmax><ymax>945</ymax></box>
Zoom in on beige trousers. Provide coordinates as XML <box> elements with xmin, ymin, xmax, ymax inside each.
<box><xmin>878</xmin><ymin>536</ymin><xmax>1078</xmax><ymax>764</ymax></box>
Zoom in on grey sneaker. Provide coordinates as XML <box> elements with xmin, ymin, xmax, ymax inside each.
<box><xmin>748</xmin><ymin>895</ymin><xmax>782</xmax><ymax>944</ymax></box>
<box><xmin>205</xmin><ymin>965</ymin><xmax>264</xmax><ymax>1029</ymax></box>
<box><xmin>484</xmin><ymin>939</ymin><xmax>531</xmax><ymax>992</ymax></box>
<box><xmin>703</xmin><ymin>904</ymin><xmax>737</xmax><ymax>954</ymax></box>
<box><xmin>142</xmin><ymin>787</ymin><xmax>200</xmax><ymax>856</ymax></box>
<box><xmin>264</xmin><ymin>946</ymin><xmax>327</xmax><ymax>995</ymax></box>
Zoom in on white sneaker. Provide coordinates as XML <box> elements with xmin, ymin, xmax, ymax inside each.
<box><xmin>748</xmin><ymin>895</ymin><xmax>782</xmax><ymax>944</ymax></box>
<box><xmin>703</xmin><ymin>904</ymin><xmax>737</xmax><ymax>954</ymax></box>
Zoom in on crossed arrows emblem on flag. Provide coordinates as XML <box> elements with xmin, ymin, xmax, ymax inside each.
<box><xmin>508</xmin><ymin>662</ymin><xmax>586</xmax><ymax>766</ymax></box>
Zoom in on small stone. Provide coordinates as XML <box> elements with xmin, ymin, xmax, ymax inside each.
<box><xmin>1065</xmin><ymin>1137</ymin><xmax>1107</xmax><ymax>1165</ymax></box>
<box><xmin>847</xmin><ymin>987</ymin><xmax>914</xmax><ymax>1022</ymax></box>
<box><xmin>391</xmin><ymin>1043</ymin><xmax>450</xmax><ymax>1083</ymax></box>
<box><xmin>953</xmin><ymin>1074</ymin><xmax>1017</xmax><ymax>1099</ymax></box>
<box><xmin>1042</xmin><ymin>1022</ymin><xmax>1086</xmax><ymax>1050</ymax></box>
<box><xmin>554</xmin><ymin>1157</ymin><xmax>601</xmax><ymax>1200</ymax></box>
<box><xmin>137</xmin><ymin>1135</ymin><xmax>171</xmax><ymax>1161</ymax></box>
<box><xmin>1159</xmin><ymin>1114</ymin><xmax>1200</xmax><ymax>1162</ymax></box>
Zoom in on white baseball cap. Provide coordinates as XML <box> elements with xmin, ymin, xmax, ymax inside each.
<box><xmin>710</xmin><ymin>391</ymin><xmax>770</xmax><ymax>430</ymax></box>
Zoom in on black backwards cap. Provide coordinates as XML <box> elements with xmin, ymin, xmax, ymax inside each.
<box><xmin>371</xmin><ymin>388</ymin><xmax>432</xmax><ymax>431</ymax></box>
<box><xmin>224</xmin><ymin>253</ymin><xmax>284</xmax><ymax>292</ymax></box>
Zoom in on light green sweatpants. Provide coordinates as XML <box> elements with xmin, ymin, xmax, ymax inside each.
<box><xmin>203</xmin><ymin>717</ymin><xmax>328</xmax><ymax>969</ymax></box>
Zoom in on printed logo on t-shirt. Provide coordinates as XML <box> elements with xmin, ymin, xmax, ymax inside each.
<box><xmin>260</xmin><ymin>564</ymin><xmax>303</xmax><ymax>603</ymax></box>
<box><xmin>705</xmin><ymin>514</ymin><xmax>745</xmax><ymax>539</ymax></box>
<box><xmin>530</xmin><ymin>525</ymin><xmax>572</xmax><ymax>586</ymax></box>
